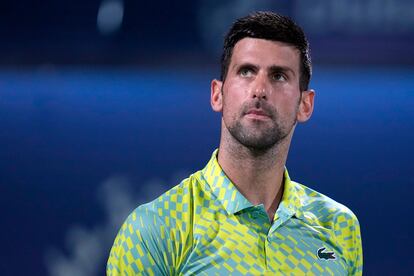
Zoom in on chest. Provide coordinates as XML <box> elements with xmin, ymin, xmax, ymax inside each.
<box><xmin>180</xmin><ymin>212</ymin><xmax>348</xmax><ymax>275</ymax></box>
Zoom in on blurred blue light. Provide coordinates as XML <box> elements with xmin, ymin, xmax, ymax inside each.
<box><xmin>97</xmin><ymin>0</ymin><xmax>124</xmax><ymax>35</ymax></box>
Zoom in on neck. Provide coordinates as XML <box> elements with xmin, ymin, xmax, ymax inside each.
<box><xmin>217</xmin><ymin>126</ymin><xmax>294</xmax><ymax>221</ymax></box>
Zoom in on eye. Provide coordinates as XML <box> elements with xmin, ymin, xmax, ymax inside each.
<box><xmin>239</xmin><ymin>67</ymin><xmax>254</xmax><ymax>77</ymax></box>
<box><xmin>272</xmin><ymin>72</ymin><xmax>287</xmax><ymax>82</ymax></box>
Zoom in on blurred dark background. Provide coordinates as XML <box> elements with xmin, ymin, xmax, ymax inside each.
<box><xmin>0</xmin><ymin>1</ymin><xmax>413</xmax><ymax>275</ymax></box>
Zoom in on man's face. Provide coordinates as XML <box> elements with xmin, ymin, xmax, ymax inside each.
<box><xmin>211</xmin><ymin>37</ymin><xmax>314</xmax><ymax>150</ymax></box>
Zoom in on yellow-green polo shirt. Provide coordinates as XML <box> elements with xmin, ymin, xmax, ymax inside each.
<box><xmin>107</xmin><ymin>150</ymin><xmax>362</xmax><ymax>275</ymax></box>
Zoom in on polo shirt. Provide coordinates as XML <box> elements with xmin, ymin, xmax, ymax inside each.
<box><xmin>107</xmin><ymin>150</ymin><xmax>362</xmax><ymax>275</ymax></box>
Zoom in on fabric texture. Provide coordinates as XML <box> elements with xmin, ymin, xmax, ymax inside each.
<box><xmin>107</xmin><ymin>150</ymin><xmax>362</xmax><ymax>275</ymax></box>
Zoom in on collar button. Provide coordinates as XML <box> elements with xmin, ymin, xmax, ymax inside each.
<box><xmin>251</xmin><ymin>210</ymin><xmax>260</xmax><ymax>219</ymax></box>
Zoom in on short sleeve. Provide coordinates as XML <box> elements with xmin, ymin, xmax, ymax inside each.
<box><xmin>333</xmin><ymin>210</ymin><xmax>363</xmax><ymax>275</ymax></box>
<box><xmin>107</xmin><ymin>206</ymin><xmax>175</xmax><ymax>276</ymax></box>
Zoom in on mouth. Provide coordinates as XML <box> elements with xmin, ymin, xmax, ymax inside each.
<box><xmin>244</xmin><ymin>109</ymin><xmax>271</xmax><ymax>120</ymax></box>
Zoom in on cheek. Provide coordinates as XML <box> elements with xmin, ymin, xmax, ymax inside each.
<box><xmin>222</xmin><ymin>89</ymin><xmax>245</xmax><ymax>116</ymax></box>
<box><xmin>271</xmin><ymin>93</ymin><xmax>301</xmax><ymax>117</ymax></box>
<box><xmin>222</xmin><ymin>98</ymin><xmax>236</xmax><ymax>121</ymax></box>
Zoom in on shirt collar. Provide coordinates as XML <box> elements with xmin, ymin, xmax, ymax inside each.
<box><xmin>201</xmin><ymin>149</ymin><xmax>304</xmax><ymax>218</ymax></box>
<box><xmin>278</xmin><ymin>169</ymin><xmax>304</xmax><ymax>219</ymax></box>
<box><xmin>201</xmin><ymin>149</ymin><xmax>253</xmax><ymax>214</ymax></box>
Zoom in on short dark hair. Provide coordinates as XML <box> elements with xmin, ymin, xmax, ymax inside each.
<box><xmin>220</xmin><ymin>11</ymin><xmax>312</xmax><ymax>91</ymax></box>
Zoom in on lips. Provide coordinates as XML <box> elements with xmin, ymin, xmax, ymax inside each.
<box><xmin>245</xmin><ymin>109</ymin><xmax>271</xmax><ymax>119</ymax></box>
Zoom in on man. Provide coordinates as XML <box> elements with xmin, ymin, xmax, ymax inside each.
<box><xmin>107</xmin><ymin>12</ymin><xmax>362</xmax><ymax>275</ymax></box>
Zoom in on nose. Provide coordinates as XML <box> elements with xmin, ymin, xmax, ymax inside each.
<box><xmin>250</xmin><ymin>72</ymin><xmax>269</xmax><ymax>100</ymax></box>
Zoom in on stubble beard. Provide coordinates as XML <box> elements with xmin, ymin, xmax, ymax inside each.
<box><xmin>224</xmin><ymin>101</ymin><xmax>297</xmax><ymax>152</ymax></box>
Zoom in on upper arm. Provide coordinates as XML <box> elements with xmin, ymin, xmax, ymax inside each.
<box><xmin>333</xmin><ymin>210</ymin><xmax>363</xmax><ymax>275</ymax></box>
<box><xmin>107</xmin><ymin>207</ymin><xmax>175</xmax><ymax>276</ymax></box>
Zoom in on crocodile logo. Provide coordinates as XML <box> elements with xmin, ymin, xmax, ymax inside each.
<box><xmin>317</xmin><ymin>247</ymin><xmax>336</xmax><ymax>260</ymax></box>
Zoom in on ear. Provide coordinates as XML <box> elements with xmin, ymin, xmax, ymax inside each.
<box><xmin>297</xmin><ymin>89</ymin><xmax>315</xmax><ymax>123</ymax></box>
<box><xmin>211</xmin><ymin>79</ymin><xmax>223</xmax><ymax>113</ymax></box>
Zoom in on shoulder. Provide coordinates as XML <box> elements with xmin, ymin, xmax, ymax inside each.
<box><xmin>124</xmin><ymin>169</ymin><xmax>210</xmax><ymax>241</ymax></box>
<box><xmin>292</xmin><ymin>181</ymin><xmax>360</xmax><ymax>228</ymax></box>
<box><xmin>292</xmin><ymin>181</ymin><xmax>363</xmax><ymax>274</ymax></box>
<box><xmin>107</xmin><ymin>171</ymin><xmax>206</xmax><ymax>275</ymax></box>
<box><xmin>137</xmin><ymin>170</ymin><xmax>207</xmax><ymax>221</ymax></box>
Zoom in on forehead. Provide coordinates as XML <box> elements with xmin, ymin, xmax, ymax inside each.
<box><xmin>230</xmin><ymin>38</ymin><xmax>300</xmax><ymax>72</ymax></box>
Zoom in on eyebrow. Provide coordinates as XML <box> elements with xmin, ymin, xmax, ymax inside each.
<box><xmin>232</xmin><ymin>62</ymin><xmax>257</xmax><ymax>71</ymax></box>
<box><xmin>268</xmin><ymin>65</ymin><xmax>296</xmax><ymax>77</ymax></box>
<box><xmin>232</xmin><ymin>63</ymin><xmax>296</xmax><ymax>76</ymax></box>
